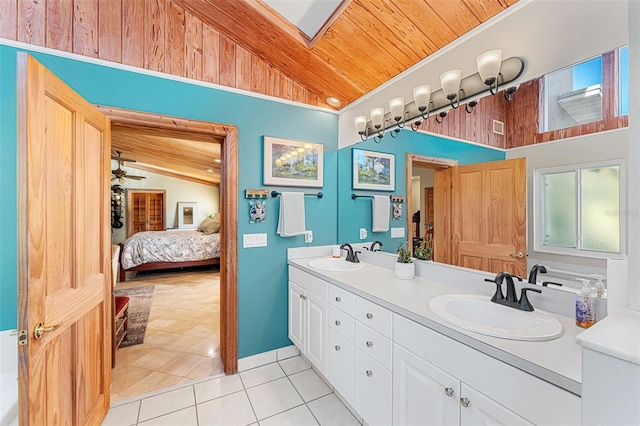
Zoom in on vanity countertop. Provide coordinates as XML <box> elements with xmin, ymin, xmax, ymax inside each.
<box><xmin>288</xmin><ymin>257</ymin><xmax>583</xmax><ymax>396</ymax></box>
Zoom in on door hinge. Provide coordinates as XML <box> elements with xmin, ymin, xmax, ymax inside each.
<box><xmin>18</xmin><ymin>330</ymin><xmax>28</xmax><ymax>346</ymax></box>
<box><xmin>450</xmin><ymin>182</ymin><xmax>453</xmax><ymax>189</ymax></box>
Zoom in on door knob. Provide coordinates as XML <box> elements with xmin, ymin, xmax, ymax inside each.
<box><xmin>33</xmin><ymin>322</ymin><xmax>62</xmax><ymax>340</ymax></box>
<box><xmin>509</xmin><ymin>252</ymin><xmax>524</xmax><ymax>259</ymax></box>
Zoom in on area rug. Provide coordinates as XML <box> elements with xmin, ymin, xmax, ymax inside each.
<box><xmin>113</xmin><ymin>285</ymin><xmax>155</xmax><ymax>347</ymax></box>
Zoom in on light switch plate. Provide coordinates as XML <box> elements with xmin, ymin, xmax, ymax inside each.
<box><xmin>391</xmin><ymin>227</ymin><xmax>405</xmax><ymax>238</ymax></box>
<box><xmin>360</xmin><ymin>228</ymin><xmax>368</xmax><ymax>239</ymax></box>
<box><xmin>304</xmin><ymin>231</ymin><xmax>313</xmax><ymax>243</ymax></box>
<box><xmin>243</xmin><ymin>233</ymin><xmax>268</xmax><ymax>248</ymax></box>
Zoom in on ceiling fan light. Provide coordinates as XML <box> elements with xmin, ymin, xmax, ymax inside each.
<box><xmin>389</xmin><ymin>97</ymin><xmax>405</xmax><ymax>122</ymax></box>
<box><xmin>477</xmin><ymin>49</ymin><xmax>502</xmax><ymax>86</ymax></box>
<box><xmin>440</xmin><ymin>69</ymin><xmax>461</xmax><ymax>100</ymax></box>
<box><xmin>412</xmin><ymin>85</ymin><xmax>431</xmax><ymax>111</ymax></box>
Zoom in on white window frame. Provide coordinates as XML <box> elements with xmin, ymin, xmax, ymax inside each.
<box><xmin>533</xmin><ymin>160</ymin><xmax>626</xmax><ymax>259</ymax></box>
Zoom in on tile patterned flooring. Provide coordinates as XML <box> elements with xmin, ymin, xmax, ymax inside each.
<box><xmin>103</xmin><ymin>356</ymin><xmax>361</xmax><ymax>426</ymax></box>
<box><xmin>111</xmin><ymin>268</ymin><xmax>223</xmax><ymax>402</ymax></box>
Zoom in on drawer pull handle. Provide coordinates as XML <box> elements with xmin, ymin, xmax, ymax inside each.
<box><xmin>366</xmin><ymin>370</ymin><xmax>373</xmax><ymax>377</ymax></box>
<box><xmin>335</xmin><ymin>320</ymin><xmax>341</xmax><ymax>326</ymax></box>
<box><xmin>302</xmin><ymin>295</ymin><xmax>307</xmax><ymax>300</ymax></box>
<box><xmin>460</xmin><ymin>397</ymin><xmax>470</xmax><ymax>408</ymax></box>
<box><xmin>335</xmin><ymin>345</ymin><xmax>341</xmax><ymax>351</ymax></box>
<box><xmin>444</xmin><ymin>387</ymin><xmax>454</xmax><ymax>397</ymax></box>
<box><xmin>299</xmin><ymin>294</ymin><xmax>303</xmax><ymax>299</ymax></box>
<box><xmin>366</xmin><ymin>313</ymin><xmax>373</xmax><ymax>319</ymax></box>
<box><xmin>366</xmin><ymin>341</ymin><xmax>373</xmax><ymax>348</ymax></box>
<box><xmin>335</xmin><ymin>296</ymin><xmax>341</xmax><ymax>302</ymax></box>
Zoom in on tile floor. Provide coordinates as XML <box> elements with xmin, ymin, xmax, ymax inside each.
<box><xmin>103</xmin><ymin>356</ymin><xmax>361</xmax><ymax>426</ymax></box>
<box><xmin>111</xmin><ymin>268</ymin><xmax>223</xmax><ymax>401</ymax></box>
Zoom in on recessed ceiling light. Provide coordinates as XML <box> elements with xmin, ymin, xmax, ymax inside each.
<box><xmin>214</xmin><ymin>159</ymin><xmax>222</xmax><ymax>163</ymax></box>
<box><xmin>326</xmin><ymin>97</ymin><xmax>342</xmax><ymax>108</ymax></box>
<box><xmin>206</xmin><ymin>168</ymin><xmax>214</xmax><ymax>173</ymax></box>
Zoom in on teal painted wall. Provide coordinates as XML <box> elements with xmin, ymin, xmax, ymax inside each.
<box><xmin>337</xmin><ymin>130</ymin><xmax>505</xmax><ymax>252</ymax></box>
<box><xmin>0</xmin><ymin>45</ymin><xmax>338</xmax><ymax>358</ymax></box>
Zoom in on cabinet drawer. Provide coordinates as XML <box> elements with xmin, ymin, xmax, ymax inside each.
<box><xmin>355</xmin><ymin>297</ymin><xmax>392</xmax><ymax>338</ymax></box>
<box><xmin>327</xmin><ymin>329</ymin><xmax>355</xmax><ymax>407</ymax></box>
<box><xmin>327</xmin><ymin>305</ymin><xmax>355</xmax><ymax>342</ymax></box>
<box><xmin>288</xmin><ymin>266</ymin><xmax>327</xmax><ymax>300</ymax></box>
<box><xmin>355</xmin><ymin>349</ymin><xmax>392</xmax><ymax>426</ymax></box>
<box><xmin>328</xmin><ymin>284</ymin><xmax>355</xmax><ymax>316</ymax></box>
<box><xmin>355</xmin><ymin>321</ymin><xmax>392</xmax><ymax>371</ymax></box>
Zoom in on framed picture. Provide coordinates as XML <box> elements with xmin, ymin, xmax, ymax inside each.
<box><xmin>352</xmin><ymin>148</ymin><xmax>395</xmax><ymax>191</ymax></box>
<box><xmin>264</xmin><ymin>136</ymin><xmax>323</xmax><ymax>187</ymax></box>
<box><xmin>178</xmin><ymin>202</ymin><xmax>198</xmax><ymax>229</ymax></box>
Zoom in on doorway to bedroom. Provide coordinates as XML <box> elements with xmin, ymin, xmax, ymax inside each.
<box><xmin>100</xmin><ymin>107</ymin><xmax>238</xmax><ymax>400</ymax></box>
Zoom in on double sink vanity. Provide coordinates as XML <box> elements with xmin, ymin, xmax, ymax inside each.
<box><xmin>288</xmin><ymin>247</ymin><xmax>583</xmax><ymax>426</ymax></box>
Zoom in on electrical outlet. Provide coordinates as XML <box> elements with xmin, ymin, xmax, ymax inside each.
<box><xmin>304</xmin><ymin>231</ymin><xmax>313</xmax><ymax>243</ymax></box>
<box><xmin>360</xmin><ymin>228</ymin><xmax>368</xmax><ymax>239</ymax></box>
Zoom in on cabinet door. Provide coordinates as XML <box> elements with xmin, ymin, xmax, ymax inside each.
<box><xmin>327</xmin><ymin>328</ymin><xmax>355</xmax><ymax>406</ymax></box>
<box><xmin>355</xmin><ymin>349</ymin><xmax>392</xmax><ymax>426</ymax></box>
<box><xmin>393</xmin><ymin>344</ymin><xmax>460</xmax><ymax>426</ymax></box>
<box><xmin>288</xmin><ymin>282</ymin><xmax>305</xmax><ymax>351</ymax></box>
<box><xmin>305</xmin><ymin>291</ymin><xmax>326</xmax><ymax>374</ymax></box>
<box><xmin>460</xmin><ymin>384</ymin><xmax>532</xmax><ymax>426</ymax></box>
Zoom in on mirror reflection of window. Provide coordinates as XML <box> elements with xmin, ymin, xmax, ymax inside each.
<box><xmin>183</xmin><ymin>207</ymin><xmax>194</xmax><ymax>225</ymax></box>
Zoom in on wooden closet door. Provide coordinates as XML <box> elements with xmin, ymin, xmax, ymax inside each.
<box><xmin>127</xmin><ymin>190</ymin><xmax>166</xmax><ymax>236</ymax></box>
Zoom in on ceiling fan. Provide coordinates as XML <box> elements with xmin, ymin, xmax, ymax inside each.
<box><xmin>111</xmin><ymin>151</ymin><xmax>147</xmax><ymax>183</ymax></box>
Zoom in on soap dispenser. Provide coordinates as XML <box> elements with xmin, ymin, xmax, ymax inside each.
<box><xmin>595</xmin><ymin>277</ymin><xmax>606</xmax><ymax>298</ymax></box>
<box><xmin>575</xmin><ymin>278</ymin><xmax>595</xmax><ymax>328</ymax></box>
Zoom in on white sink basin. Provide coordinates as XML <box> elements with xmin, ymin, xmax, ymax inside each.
<box><xmin>429</xmin><ymin>294</ymin><xmax>564</xmax><ymax>341</ymax></box>
<box><xmin>307</xmin><ymin>258</ymin><xmax>364</xmax><ymax>272</ymax></box>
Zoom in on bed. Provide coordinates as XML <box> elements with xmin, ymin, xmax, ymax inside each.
<box><xmin>118</xmin><ymin>229</ymin><xmax>221</xmax><ymax>282</ymax></box>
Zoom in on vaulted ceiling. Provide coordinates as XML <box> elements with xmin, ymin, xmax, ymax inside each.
<box><xmin>111</xmin><ymin>0</ymin><xmax>517</xmax><ymax>184</ymax></box>
<box><xmin>176</xmin><ymin>0</ymin><xmax>518</xmax><ymax>108</ymax></box>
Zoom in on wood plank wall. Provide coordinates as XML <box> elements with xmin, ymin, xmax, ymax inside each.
<box><xmin>414</xmin><ymin>91</ymin><xmax>507</xmax><ymax>149</ymax></box>
<box><xmin>418</xmin><ymin>49</ymin><xmax>628</xmax><ymax>149</ymax></box>
<box><xmin>0</xmin><ymin>0</ymin><xmax>325</xmax><ymax>107</ymax></box>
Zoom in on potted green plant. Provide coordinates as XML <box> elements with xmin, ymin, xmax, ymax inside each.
<box><xmin>395</xmin><ymin>243</ymin><xmax>414</xmax><ymax>280</ymax></box>
<box><xmin>414</xmin><ymin>239</ymin><xmax>432</xmax><ymax>261</ymax></box>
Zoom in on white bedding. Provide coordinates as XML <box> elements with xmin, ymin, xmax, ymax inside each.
<box><xmin>121</xmin><ymin>230</ymin><xmax>221</xmax><ymax>269</ymax></box>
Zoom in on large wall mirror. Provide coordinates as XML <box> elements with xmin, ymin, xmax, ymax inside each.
<box><xmin>337</xmin><ymin>47</ymin><xmax>629</xmax><ymax>290</ymax></box>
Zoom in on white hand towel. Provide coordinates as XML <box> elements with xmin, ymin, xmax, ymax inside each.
<box><xmin>277</xmin><ymin>192</ymin><xmax>307</xmax><ymax>237</ymax></box>
<box><xmin>372</xmin><ymin>195</ymin><xmax>390</xmax><ymax>232</ymax></box>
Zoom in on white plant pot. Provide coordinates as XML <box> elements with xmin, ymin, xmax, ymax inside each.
<box><xmin>395</xmin><ymin>262</ymin><xmax>415</xmax><ymax>280</ymax></box>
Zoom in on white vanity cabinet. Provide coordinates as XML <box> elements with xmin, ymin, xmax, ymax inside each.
<box><xmin>393</xmin><ymin>314</ymin><xmax>581</xmax><ymax>426</ymax></box>
<box><xmin>288</xmin><ymin>267</ymin><xmax>327</xmax><ymax>375</ymax></box>
<box><xmin>393</xmin><ymin>343</ymin><xmax>531</xmax><ymax>426</ymax></box>
<box><xmin>353</xmin><ymin>297</ymin><xmax>393</xmax><ymax>426</ymax></box>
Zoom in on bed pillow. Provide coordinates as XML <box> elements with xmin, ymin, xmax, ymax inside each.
<box><xmin>198</xmin><ymin>218</ymin><xmax>220</xmax><ymax>234</ymax></box>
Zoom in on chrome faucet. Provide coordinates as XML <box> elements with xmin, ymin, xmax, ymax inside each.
<box><xmin>370</xmin><ymin>241</ymin><xmax>383</xmax><ymax>252</ymax></box>
<box><xmin>485</xmin><ymin>271</ymin><xmax>541</xmax><ymax>311</ymax></box>
<box><xmin>340</xmin><ymin>243</ymin><xmax>360</xmax><ymax>263</ymax></box>
<box><xmin>528</xmin><ymin>264</ymin><xmax>548</xmax><ymax>284</ymax></box>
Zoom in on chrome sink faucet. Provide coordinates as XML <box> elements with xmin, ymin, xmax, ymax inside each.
<box><xmin>485</xmin><ymin>271</ymin><xmax>542</xmax><ymax>311</ymax></box>
<box><xmin>340</xmin><ymin>243</ymin><xmax>360</xmax><ymax>263</ymax></box>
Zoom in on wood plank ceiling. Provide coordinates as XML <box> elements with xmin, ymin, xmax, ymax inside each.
<box><xmin>177</xmin><ymin>0</ymin><xmax>517</xmax><ymax>108</ymax></box>
<box><xmin>2</xmin><ymin>0</ymin><xmax>516</xmax><ymax>184</ymax></box>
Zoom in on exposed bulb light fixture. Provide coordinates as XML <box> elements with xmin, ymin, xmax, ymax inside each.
<box><xmin>412</xmin><ymin>85</ymin><xmax>432</xmax><ymax>119</ymax></box>
<box><xmin>477</xmin><ymin>49</ymin><xmax>502</xmax><ymax>95</ymax></box>
<box><xmin>354</xmin><ymin>115</ymin><xmax>368</xmax><ymax>141</ymax></box>
<box><xmin>440</xmin><ymin>69</ymin><xmax>462</xmax><ymax>109</ymax></box>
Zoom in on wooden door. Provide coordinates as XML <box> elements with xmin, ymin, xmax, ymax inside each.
<box><xmin>435</xmin><ymin>158</ymin><xmax>526</xmax><ymax>277</ymax></box>
<box><xmin>127</xmin><ymin>190</ymin><xmax>165</xmax><ymax>236</ymax></box>
<box><xmin>17</xmin><ymin>54</ymin><xmax>111</xmax><ymax>425</ymax></box>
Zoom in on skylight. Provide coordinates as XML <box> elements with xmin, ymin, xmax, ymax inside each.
<box><xmin>263</xmin><ymin>0</ymin><xmax>342</xmax><ymax>39</ymax></box>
